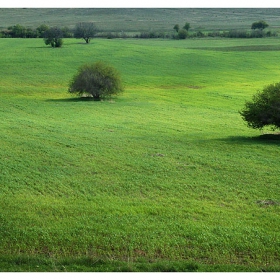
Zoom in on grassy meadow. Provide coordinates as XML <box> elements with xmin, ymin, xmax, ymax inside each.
<box><xmin>0</xmin><ymin>37</ymin><xmax>280</xmax><ymax>271</ymax></box>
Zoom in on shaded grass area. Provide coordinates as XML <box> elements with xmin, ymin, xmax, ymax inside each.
<box><xmin>192</xmin><ymin>45</ymin><xmax>280</xmax><ymax>52</ymax></box>
<box><xmin>217</xmin><ymin>134</ymin><xmax>280</xmax><ymax>145</ymax></box>
<box><xmin>1</xmin><ymin>255</ymin><xmax>280</xmax><ymax>272</ymax></box>
<box><xmin>1</xmin><ymin>38</ymin><xmax>280</xmax><ymax>271</ymax></box>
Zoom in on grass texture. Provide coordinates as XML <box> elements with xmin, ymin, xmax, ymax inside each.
<box><xmin>0</xmin><ymin>37</ymin><xmax>280</xmax><ymax>271</ymax></box>
<box><xmin>1</xmin><ymin>8</ymin><xmax>280</xmax><ymax>32</ymax></box>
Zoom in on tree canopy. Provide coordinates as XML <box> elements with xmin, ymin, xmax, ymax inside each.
<box><xmin>178</xmin><ymin>29</ymin><xmax>188</xmax><ymax>39</ymax></box>
<box><xmin>173</xmin><ymin>24</ymin><xmax>179</xmax><ymax>33</ymax></box>
<box><xmin>68</xmin><ymin>61</ymin><xmax>124</xmax><ymax>100</ymax></box>
<box><xmin>240</xmin><ymin>83</ymin><xmax>280</xmax><ymax>130</ymax></box>
<box><xmin>183</xmin><ymin>22</ymin><xmax>190</xmax><ymax>31</ymax></box>
<box><xmin>251</xmin><ymin>20</ymin><xmax>269</xmax><ymax>30</ymax></box>
<box><xmin>74</xmin><ymin>22</ymin><xmax>98</xmax><ymax>43</ymax></box>
<box><xmin>44</xmin><ymin>27</ymin><xmax>63</xmax><ymax>47</ymax></box>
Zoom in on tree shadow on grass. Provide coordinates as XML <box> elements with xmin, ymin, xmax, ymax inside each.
<box><xmin>28</xmin><ymin>46</ymin><xmax>50</xmax><ymax>49</ymax></box>
<box><xmin>67</xmin><ymin>42</ymin><xmax>92</xmax><ymax>45</ymax></box>
<box><xmin>46</xmin><ymin>97</ymin><xmax>100</xmax><ymax>102</ymax></box>
<box><xmin>28</xmin><ymin>42</ymin><xmax>88</xmax><ymax>49</ymax></box>
<box><xmin>217</xmin><ymin>134</ymin><xmax>280</xmax><ymax>146</ymax></box>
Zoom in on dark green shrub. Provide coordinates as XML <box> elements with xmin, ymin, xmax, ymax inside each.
<box><xmin>240</xmin><ymin>83</ymin><xmax>280</xmax><ymax>130</ymax></box>
<box><xmin>7</xmin><ymin>24</ymin><xmax>27</xmax><ymax>38</ymax></box>
<box><xmin>183</xmin><ymin>22</ymin><xmax>190</xmax><ymax>31</ymax></box>
<box><xmin>227</xmin><ymin>30</ymin><xmax>248</xmax><ymax>38</ymax></box>
<box><xmin>250</xmin><ymin>30</ymin><xmax>264</xmax><ymax>38</ymax></box>
<box><xmin>68</xmin><ymin>61</ymin><xmax>124</xmax><ymax>100</ymax></box>
<box><xmin>44</xmin><ymin>27</ymin><xmax>63</xmax><ymax>48</ymax></box>
<box><xmin>173</xmin><ymin>24</ymin><xmax>179</xmax><ymax>33</ymax></box>
<box><xmin>36</xmin><ymin>24</ymin><xmax>49</xmax><ymax>38</ymax></box>
<box><xmin>195</xmin><ymin>31</ymin><xmax>205</xmax><ymax>37</ymax></box>
<box><xmin>178</xmin><ymin>29</ymin><xmax>188</xmax><ymax>39</ymax></box>
<box><xmin>251</xmin><ymin>20</ymin><xmax>269</xmax><ymax>30</ymax></box>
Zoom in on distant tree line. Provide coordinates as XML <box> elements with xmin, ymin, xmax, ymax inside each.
<box><xmin>0</xmin><ymin>24</ymin><xmax>72</xmax><ymax>38</ymax></box>
<box><xmin>194</xmin><ymin>29</ymin><xmax>277</xmax><ymax>39</ymax></box>
<box><xmin>171</xmin><ymin>20</ymin><xmax>276</xmax><ymax>40</ymax></box>
<box><xmin>0</xmin><ymin>20</ymin><xmax>276</xmax><ymax>41</ymax></box>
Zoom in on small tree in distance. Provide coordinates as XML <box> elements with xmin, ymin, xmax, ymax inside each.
<box><xmin>68</xmin><ymin>61</ymin><xmax>124</xmax><ymax>100</ymax></box>
<box><xmin>251</xmin><ymin>20</ymin><xmax>269</xmax><ymax>30</ymax></box>
<box><xmin>183</xmin><ymin>22</ymin><xmax>190</xmax><ymax>31</ymax></box>
<box><xmin>74</xmin><ymin>22</ymin><xmax>98</xmax><ymax>43</ymax></box>
<box><xmin>239</xmin><ymin>82</ymin><xmax>280</xmax><ymax>131</ymax></box>
<box><xmin>173</xmin><ymin>22</ymin><xmax>190</xmax><ymax>39</ymax></box>
<box><xmin>44</xmin><ymin>27</ymin><xmax>63</xmax><ymax>47</ymax></box>
<box><xmin>178</xmin><ymin>29</ymin><xmax>188</xmax><ymax>39</ymax></box>
<box><xmin>173</xmin><ymin>24</ymin><xmax>180</xmax><ymax>33</ymax></box>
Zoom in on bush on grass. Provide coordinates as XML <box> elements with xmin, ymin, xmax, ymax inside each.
<box><xmin>68</xmin><ymin>61</ymin><xmax>124</xmax><ymax>101</ymax></box>
<box><xmin>240</xmin><ymin>82</ymin><xmax>280</xmax><ymax>130</ymax></box>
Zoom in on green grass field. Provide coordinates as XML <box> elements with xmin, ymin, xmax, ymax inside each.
<box><xmin>0</xmin><ymin>37</ymin><xmax>280</xmax><ymax>272</ymax></box>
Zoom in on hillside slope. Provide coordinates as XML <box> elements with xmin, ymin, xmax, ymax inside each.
<box><xmin>0</xmin><ymin>8</ymin><xmax>280</xmax><ymax>32</ymax></box>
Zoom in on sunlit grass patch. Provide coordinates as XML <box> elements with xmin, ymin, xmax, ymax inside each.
<box><xmin>0</xmin><ymin>38</ymin><xmax>280</xmax><ymax>271</ymax></box>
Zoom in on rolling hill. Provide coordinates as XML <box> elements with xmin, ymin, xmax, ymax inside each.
<box><xmin>0</xmin><ymin>8</ymin><xmax>280</xmax><ymax>32</ymax></box>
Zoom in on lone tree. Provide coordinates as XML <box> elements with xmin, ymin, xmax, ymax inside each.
<box><xmin>44</xmin><ymin>27</ymin><xmax>63</xmax><ymax>47</ymax></box>
<box><xmin>251</xmin><ymin>20</ymin><xmax>269</xmax><ymax>30</ymax></box>
<box><xmin>173</xmin><ymin>24</ymin><xmax>180</xmax><ymax>33</ymax></box>
<box><xmin>239</xmin><ymin>82</ymin><xmax>280</xmax><ymax>130</ymax></box>
<box><xmin>74</xmin><ymin>22</ymin><xmax>98</xmax><ymax>43</ymax></box>
<box><xmin>183</xmin><ymin>22</ymin><xmax>190</xmax><ymax>31</ymax></box>
<box><xmin>68</xmin><ymin>61</ymin><xmax>124</xmax><ymax>100</ymax></box>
